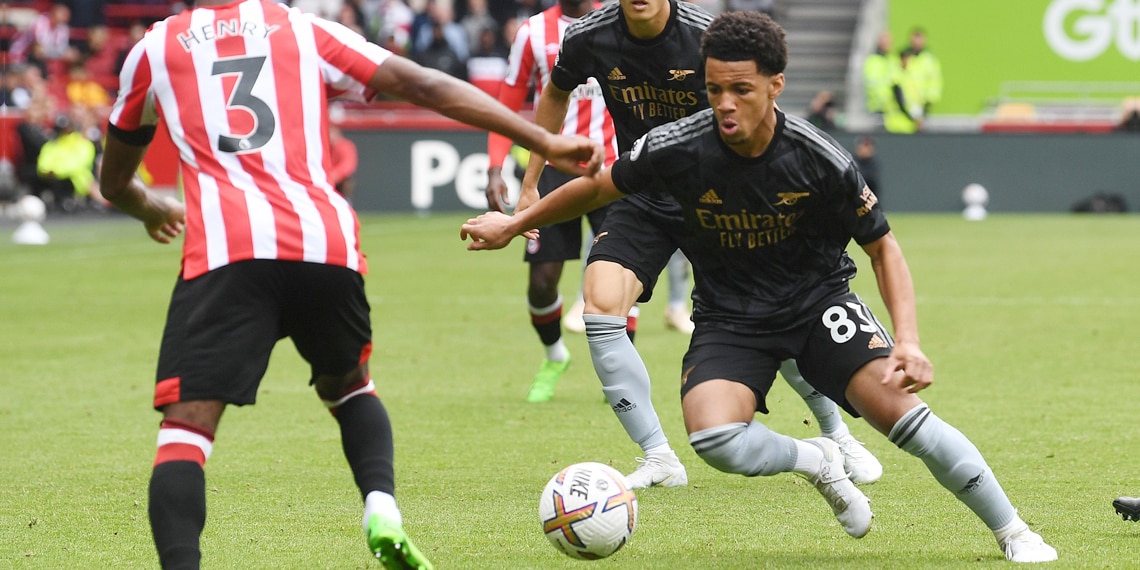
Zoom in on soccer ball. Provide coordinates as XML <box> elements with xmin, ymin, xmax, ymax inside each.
<box><xmin>539</xmin><ymin>462</ymin><xmax>637</xmax><ymax>560</ymax></box>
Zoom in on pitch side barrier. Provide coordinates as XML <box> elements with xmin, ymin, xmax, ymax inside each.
<box><xmin>8</xmin><ymin>107</ymin><xmax>1132</xmax><ymax>214</ymax></box>
<box><xmin>340</xmin><ymin>111</ymin><xmax>1140</xmax><ymax>213</ymax></box>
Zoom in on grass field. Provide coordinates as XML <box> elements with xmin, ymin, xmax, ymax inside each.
<box><xmin>2</xmin><ymin>212</ymin><xmax>1138</xmax><ymax>569</ymax></box>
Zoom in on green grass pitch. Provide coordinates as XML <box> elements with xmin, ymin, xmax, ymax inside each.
<box><xmin>1</xmin><ymin>212</ymin><xmax>1138</xmax><ymax>568</ymax></box>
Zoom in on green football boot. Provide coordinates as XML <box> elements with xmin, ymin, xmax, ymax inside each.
<box><xmin>526</xmin><ymin>357</ymin><xmax>570</xmax><ymax>402</ymax></box>
<box><xmin>366</xmin><ymin>514</ymin><xmax>434</xmax><ymax>570</ymax></box>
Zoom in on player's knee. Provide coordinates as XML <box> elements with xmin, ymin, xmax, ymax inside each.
<box><xmin>690</xmin><ymin>421</ymin><xmax>786</xmax><ymax>477</ymax></box>
<box><xmin>312</xmin><ymin>363</ymin><xmax>368</xmax><ymax>402</ymax></box>
<box><xmin>528</xmin><ymin>264</ymin><xmax>562</xmax><ymax>298</ymax></box>
<box><xmin>689</xmin><ymin>422</ymin><xmax>750</xmax><ymax>475</ymax></box>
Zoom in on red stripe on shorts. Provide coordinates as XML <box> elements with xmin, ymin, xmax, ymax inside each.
<box><xmin>154</xmin><ymin>377</ymin><xmax>182</xmax><ymax>408</ymax></box>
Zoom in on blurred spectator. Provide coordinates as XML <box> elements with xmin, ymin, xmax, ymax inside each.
<box><xmin>1115</xmin><ymin>97</ymin><xmax>1140</xmax><ymax>133</ymax></box>
<box><xmin>4</xmin><ymin>65</ymin><xmax>46</xmax><ymax>109</ymax></box>
<box><xmin>413</xmin><ymin>19</ymin><xmax>467</xmax><ymax>79</ymax></box>
<box><xmin>500</xmin><ymin>16</ymin><xmax>521</xmax><ymax>51</ymax></box>
<box><xmin>375</xmin><ymin>0</ymin><xmax>415</xmax><ymax>55</ymax></box>
<box><xmin>0</xmin><ymin>3</ymin><xmax>17</xmax><ymax>56</ymax></box>
<box><xmin>338</xmin><ymin>0</ymin><xmax>371</xmax><ymax>38</ymax></box>
<box><xmin>0</xmin><ymin>73</ymin><xmax>17</xmax><ymax>108</ymax></box>
<box><xmin>16</xmin><ymin>98</ymin><xmax>56</xmax><ymax>192</ymax></box>
<box><xmin>903</xmin><ymin>27</ymin><xmax>942</xmax><ymax>115</ymax></box>
<box><xmin>806</xmin><ymin>90</ymin><xmax>837</xmax><ymax>133</ymax></box>
<box><xmin>724</xmin><ymin>0</ymin><xmax>776</xmax><ymax>17</ymax></box>
<box><xmin>412</xmin><ymin>1</ymin><xmax>468</xmax><ymax>62</ymax></box>
<box><xmin>328</xmin><ymin>124</ymin><xmax>358</xmax><ymax>202</ymax></box>
<box><xmin>863</xmin><ymin>31</ymin><xmax>898</xmax><ymax>121</ymax></box>
<box><xmin>10</xmin><ymin>2</ymin><xmax>77</xmax><ymax>75</ymax></box>
<box><xmin>64</xmin><ymin>0</ymin><xmax>105</xmax><ymax>31</ymax></box>
<box><xmin>853</xmin><ymin>135</ymin><xmax>879</xmax><ymax>195</ymax></box>
<box><xmin>80</xmin><ymin>26</ymin><xmax>122</xmax><ymax>91</ymax></box>
<box><xmin>466</xmin><ymin>26</ymin><xmax>508</xmax><ymax>95</ymax></box>
<box><xmin>115</xmin><ymin>20</ymin><xmax>148</xmax><ymax>77</ymax></box>
<box><xmin>36</xmin><ymin>110</ymin><xmax>99</xmax><ymax>212</ymax></box>
<box><xmin>66</xmin><ymin>61</ymin><xmax>111</xmax><ymax>111</ymax></box>
<box><xmin>882</xmin><ymin>50</ymin><xmax>923</xmax><ymax>134</ymax></box>
<box><xmin>461</xmin><ymin>0</ymin><xmax>499</xmax><ymax>55</ymax></box>
<box><xmin>489</xmin><ymin>0</ymin><xmax>541</xmax><ymax>31</ymax></box>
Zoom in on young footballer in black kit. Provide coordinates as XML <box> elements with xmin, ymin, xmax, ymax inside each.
<box><xmin>518</xmin><ymin>0</ymin><xmax>882</xmax><ymax>489</ymax></box>
<box><xmin>464</xmin><ymin>11</ymin><xmax>1058</xmax><ymax>562</ymax></box>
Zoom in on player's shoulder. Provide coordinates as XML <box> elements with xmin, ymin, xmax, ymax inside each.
<box><xmin>642</xmin><ymin>109</ymin><xmax>716</xmax><ymax>158</ymax></box>
<box><xmin>675</xmin><ymin>0</ymin><xmax>715</xmax><ymax>31</ymax></box>
<box><xmin>563</xmin><ymin>3</ymin><xmax>621</xmax><ymax>43</ymax></box>
<box><xmin>781</xmin><ymin>113</ymin><xmax>855</xmax><ymax>174</ymax></box>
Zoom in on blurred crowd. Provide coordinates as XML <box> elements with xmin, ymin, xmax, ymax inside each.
<box><xmin>862</xmin><ymin>27</ymin><xmax>942</xmax><ymax>134</ymax></box>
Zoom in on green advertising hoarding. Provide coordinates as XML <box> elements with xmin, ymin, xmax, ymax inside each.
<box><xmin>889</xmin><ymin>0</ymin><xmax>1140</xmax><ymax>115</ymax></box>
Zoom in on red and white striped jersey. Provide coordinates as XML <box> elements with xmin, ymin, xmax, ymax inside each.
<box><xmin>487</xmin><ymin>4</ymin><xmax>617</xmax><ymax>169</ymax></box>
<box><xmin>109</xmin><ymin>0</ymin><xmax>390</xmax><ymax>279</ymax></box>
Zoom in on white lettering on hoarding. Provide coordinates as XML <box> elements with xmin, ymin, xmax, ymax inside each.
<box><xmin>1045</xmin><ymin>0</ymin><xmax>1140</xmax><ymax>61</ymax></box>
<box><xmin>410</xmin><ymin>140</ymin><xmax>519</xmax><ymax>210</ymax></box>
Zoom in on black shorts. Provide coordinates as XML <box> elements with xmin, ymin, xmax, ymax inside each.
<box><xmin>153</xmin><ymin>260</ymin><xmax>371</xmax><ymax>409</ymax></box>
<box><xmin>586</xmin><ymin>195</ymin><xmax>685</xmax><ymax>303</ymax></box>
<box><xmin>524</xmin><ymin>168</ymin><xmax>608</xmax><ymax>263</ymax></box>
<box><xmin>679</xmin><ymin>292</ymin><xmax>893</xmax><ymax>417</ymax></box>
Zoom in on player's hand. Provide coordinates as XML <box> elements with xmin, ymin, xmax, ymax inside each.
<box><xmin>880</xmin><ymin>341</ymin><xmax>933</xmax><ymax>393</ymax></box>
<box><xmin>515</xmin><ymin>184</ymin><xmax>539</xmax><ymax>213</ymax></box>
<box><xmin>543</xmin><ymin>134</ymin><xmax>604</xmax><ymax>178</ymax></box>
<box><xmin>485</xmin><ymin>167</ymin><xmax>510</xmax><ymax>213</ymax></box>
<box><xmin>461</xmin><ymin>211</ymin><xmax>530</xmax><ymax>251</ymax></box>
<box><xmin>145</xmin><ymin>195</ymin><xmax>186</xmax><ymax>244</ymax></box>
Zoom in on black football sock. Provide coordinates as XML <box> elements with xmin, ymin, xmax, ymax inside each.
<box><xmin>334</xmin><ymin>393</ymin><xmax>396</xmax><ymax>497</ymax></box>
<box><xmin>149</xmin><ymin>461</ymin><xmax>206</xmax><ymax>570</ymax></box>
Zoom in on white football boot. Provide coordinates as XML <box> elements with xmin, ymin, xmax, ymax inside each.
<box><xmin>996</xmin><ymin>520</ymin><xmax>1058</xmax><ymax>563</ymax></box>
<box><xmin>624</xmin><ymin>451</ymin><xmax>688</xmax><ymax>489</ymax></box>
<box><xmin>831</xmin><ymin>433</ymin><xmax>883</xmax><ymax>484</ymax></box>
<box><xmin>802</xmin><ymin>437</ymin><xmax>873</xmax><ymax>538</ymax></box>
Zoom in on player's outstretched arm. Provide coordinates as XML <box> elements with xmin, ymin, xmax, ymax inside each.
<box><xmin>862</xmin><ymin>232</ymin><xmax>932</xmax><ymax>392</ymax></box>
<box><xmin>462</xmin><ymin>168</ymin><xmax>624</xmax><ymax>250</ymax></box>
<box><xmin>100</xmin><ymin>134</ymin><xmax>186</xmax><ymax>244</ymax></box>
<box><xmin>369</xmin><ymin>57</ymin><xmax>602</xmax><ymax>178</ymax></box>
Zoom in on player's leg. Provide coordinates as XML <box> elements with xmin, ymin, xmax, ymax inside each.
<box><xmin>681</xmin><ymin>329</ymin><xmax>871</xmax><ymax>538</ymax></box>
<box><xmin>150</xmin><ymin>401</ymin><xmax>224</xmax><ymax>570</ymax></box>
<box><xmin>288</xmin><ymin>263</ymin><xmax>431</xmax><ymax>569</ymax></box>
<box><xmin>779</xmin><ymin>360</ymin><xmax>882</xmax><ymax>484</ymax></box>
<box><xmin>582</xmin><ymin>260</ymin><xmax>685</xmax><ymax>486</ymax></box>
<box><xmin>663</xmin><ymin>250</ymin><xmax>694</xmax><ymax>334</ymax></box>
<box><xmin>583</xmin><ymin>200</ymin><xmax>688</xmax><ymax>488</ymax></box>
<box><xmin>313</xmin><ymin>363</ymin><xmax>430</xmax><ymax>569</ymax></box>
<box><xmin>819</xmin><ymin>294</ymin><xmax>1055</xmax><ymax>562</ymax></box>
<box><xmin>521</xmin><ymin>168</ymin><xmax>586</xmax><ymax>402</ymax></box>
<box><xmin>148</xmin><ymin>261</ymin><xmax>279</xmax><ymax>569</ymax></box>
<box><xmin>1115</xmin><ymin>497</ymin><xmax>1140</xmax><ymax>521</ymax></box>
<box><xmin>525</xmin><ymin>260</ymin><xmax>570</xmax><ymax>402</ymax></box>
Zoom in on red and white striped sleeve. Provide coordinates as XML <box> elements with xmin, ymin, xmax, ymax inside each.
<box><xmin>309</xmin><ymin>16</ymin><xmax>392</xmax><ymax>102</ymax></box>
<box><xmin>108</xmin><ymin>37</ymin><xmax>160</xmax><ymax>144</ymax></box>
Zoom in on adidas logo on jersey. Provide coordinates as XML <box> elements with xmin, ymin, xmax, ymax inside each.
<box><xmin>868</xmin><ymin>334</ymin><xmax>888</xmax><ymax>349</ymax></box>
<box><xmin>612</xmin><ymin>398</ymin><xmax>637</xmax><ymax>413</ymax></box>
<box><xmin>699</xmin><ymin>189</ymin><xmax>723</xmax><ymax>205</ymax></box>
<box><xmin>608</xmin><ymin>67</ymin><xmax>626</xmax><ymax>81</ymax></box>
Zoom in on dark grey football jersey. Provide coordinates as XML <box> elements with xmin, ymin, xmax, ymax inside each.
<box><xmin>610</xmin><ymin>109</ymin><xmax>891</xmax><ymax>333</ymax></box>
<box><xmin>551</xmin><ymin>0</ymin><xmax>712</xmax><ymax>153</ymax></box>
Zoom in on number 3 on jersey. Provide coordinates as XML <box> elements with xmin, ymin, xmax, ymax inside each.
<box><xmin>211</xmin><ymin>56</ymin><xmax>276</xmax><ymax>153</ymax></box>
<box><xmin>821</xmin><ymin>301</ymin><xmax>880</xmax><ymax>344</ymax></box>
